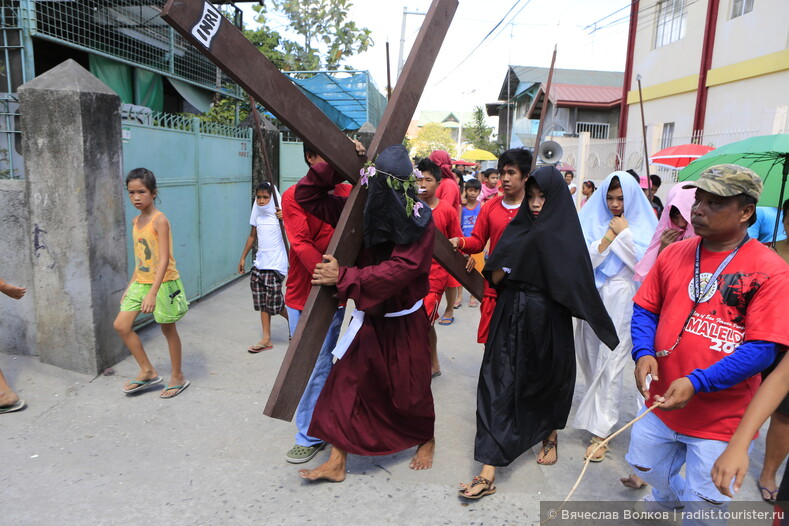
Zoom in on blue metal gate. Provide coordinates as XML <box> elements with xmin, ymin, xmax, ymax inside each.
<box><xmin>121</xmin><ymin>112</ymin><xmax>253</xmax><ymax>302</ymax></box>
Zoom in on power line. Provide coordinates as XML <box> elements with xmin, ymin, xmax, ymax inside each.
<box><xmin>432</xmin><ymin>0</ymin><xmax>533</xmax><ymax>86</ymax></box>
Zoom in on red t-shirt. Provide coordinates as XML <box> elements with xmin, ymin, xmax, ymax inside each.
<box><xmin>436</xmin><ymin>177</ymin><xmax>461</xmax><ymax>212</ymax></box>
<box><xmin>281</xmin><ymin>181</ymin><xmax>352</xmax><ymax>310</ymax></box>
<box><xmin>429</xmin><ymin>198</ymin><xmax>464</xmax><ymax>278</ymax></box>
<box><xmin>634</xmin><ymin>237</ymin><xmax>789</xmax><ymax>440</ymax></box>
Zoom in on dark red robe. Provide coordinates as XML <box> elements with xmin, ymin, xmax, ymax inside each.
<box><xmin>295</xmin><ymin>163</ymin><xmax>435</xmax><ymax>455</ymax></box>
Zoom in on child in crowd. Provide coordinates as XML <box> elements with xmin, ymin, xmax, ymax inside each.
<box><xmin>417</xmin><ymin>158</ymin><xmax>463</xmax><ymax>376</ymax></box>
<box><xmin>580</xmin><ymin>180</ymin><xmax>595</xmax><ymax>208</ymax></box>
<box><xmin>0</xmin><ymin>277</ymin><xmax>27</xmax><ymax>414</ymax></box>
<box><xmin>238</xmin><ymin>182</ymin><xmax>289</xmax><ymax>353</ymax></box>
<box><xmin>480</xmin><ymin>169</ymin><xmax>500</xmax><ymax>203</ymax></box>
<box><xmin>114</xmin><ymin>168</ymin><xmax>190</xmax><ymax>399</ymax></box>
<box><xmin>461</xmin><ymin>178</ymin><xmax>484</xmax><ymax>307</ymax></box>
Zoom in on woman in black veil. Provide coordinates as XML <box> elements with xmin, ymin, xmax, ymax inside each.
<box><xmin>459</xmin><ymin>166</ymin><xmax>619</xmax><ymax>499</ymax></box>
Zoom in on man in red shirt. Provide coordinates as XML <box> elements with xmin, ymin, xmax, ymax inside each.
<box><xmin>628</xmin><ymin>165</ymin><xmax>789</xmax><ymax>517</ymax></box>
<box><xmin>281</xmin><ymin>144</ymin><xmax>351</xmax><ymax>464</ymax></box>
<box><xmin>417</xmin><ymin>158</ymin><xmax>463</xmax><ymax>377</ymax></box>
<box><xmin>450</xmin><ymin>148</ymin><xmax>533</xmax><ymax>343</ymax></box>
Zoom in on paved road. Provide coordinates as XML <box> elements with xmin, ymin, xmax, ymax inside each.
<box><xmin>0</xmin><ymin>278</ymin><xmax>773</xmax><ymax>525</ymax></box>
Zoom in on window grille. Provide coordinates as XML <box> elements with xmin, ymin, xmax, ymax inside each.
<box><xmin>661</xmin><ymin>122</ymin><xmax>675</xmax><ymax>149</ymax></box>
<box><xmin>576</xmin><ymin>122</ymin><xmax>610</xmax><ymax>139</ymax></box>
<box><xmin>654</xmin><ymin>0</ymin><xmax>687</xmax><ymax>48</ymax></box>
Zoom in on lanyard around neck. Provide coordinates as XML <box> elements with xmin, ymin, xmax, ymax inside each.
<box><xmin>655</xmin><ymin>235</ymin><xmax>749</xmax><ymax>358</ymax></box>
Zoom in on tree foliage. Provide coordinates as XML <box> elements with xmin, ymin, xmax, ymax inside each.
<box><xmin>465</xmin><ymin>106</ymin><xmax>499</xmax><ymax>155</ymax></box>
<box><xmin>253</xmin><ymin>0</ymin><xmax>373</xmax><ymax>71</ymax></box>
<box><xmin>411</xmin><ymin>123</ymin><xmax>456</xmax><ymax>158</ymax></box>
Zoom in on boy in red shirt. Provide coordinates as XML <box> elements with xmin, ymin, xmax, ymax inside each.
<box><xmin>417</xmin><ymin>158</ymin><xmax>463</xmax><ymax>376</ymax></box>
<box><xmin>450</xmin><ymin>148</ymin><xmax>532</xmax><ymax>343</ymax></box>
<box><xmin>628</xmin><ymin>165</ymin><xmax>789</xmax><ymax>517</ymax></box>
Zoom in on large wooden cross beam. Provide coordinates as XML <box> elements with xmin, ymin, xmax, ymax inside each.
<box><xmin>162</xmin><ymin>0</ymin><xmax>481</xmax><ymax>420</ymax></box>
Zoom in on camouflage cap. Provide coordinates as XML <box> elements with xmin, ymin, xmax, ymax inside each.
<box><xmin>682</xmin><ymin>164</ymin><xmax>763</xmax><ymax>200</ymax></box>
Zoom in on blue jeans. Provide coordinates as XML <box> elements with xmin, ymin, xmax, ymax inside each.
<box><xmin>626</xmin><ymin>409</ymin><xmax>751</xmax><ymax>526</ymax></box>
<box><xmin>287</xmin><ymin>306</ymin><xmax>345</xmax><ymax>447</ymax></box>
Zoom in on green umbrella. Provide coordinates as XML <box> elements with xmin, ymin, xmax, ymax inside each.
<box><xmin>678</xmin><ymin>133</ymin><xmax>789</xmax><ymax>243</ymax></box>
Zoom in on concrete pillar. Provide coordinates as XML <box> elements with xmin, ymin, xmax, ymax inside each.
<box><xmin>18</xmin><ymin>59</ymin><xmax>128</xmax><ymax>374</ymax></box>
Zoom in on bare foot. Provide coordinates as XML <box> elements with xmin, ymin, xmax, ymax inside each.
<box><xmin>123</xmin><ymin>371</ymin><xmax>159</xmax><ymax>392</ymax></box>
<box><xmin>620</xmin><ymin>473</ymin><xmax>648</xmax><ymax>489</ymax></box>
<box><xmin>298</xmin><ymin>461</ymin><xmax>346</xmax><ymax>482</ymax></box>
<box><xmin>410</xmin><ymin>438</ymin><xmax>435</xmax><ymax>470</ymax></box>
<box><xmin>160</xmin><ymin>373</ymin><xmax>186</xmax><ymax>399</ymax></box>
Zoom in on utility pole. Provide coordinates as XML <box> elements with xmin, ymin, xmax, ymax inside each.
<box><xmin>398</xmin><ymin>7</ymin><xmax>427</xmax><ymax>83</ymax></box>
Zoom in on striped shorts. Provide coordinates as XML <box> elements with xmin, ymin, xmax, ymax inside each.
<box><xmin>250</xmin><ymin>268</ymin><xmax>284</xmax><ymax>314</ymax></box>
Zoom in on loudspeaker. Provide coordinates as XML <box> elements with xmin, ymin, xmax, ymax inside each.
<box><xmin>538</xmin><ymin>140</ymin><xmax>563</xmax><ymax>163</ymax></box>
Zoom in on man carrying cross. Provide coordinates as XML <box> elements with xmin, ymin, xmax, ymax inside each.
<box><xmin>295</xmin><ymin>144</ymin><xmax>437</xmax><ymax>481</ymax></box>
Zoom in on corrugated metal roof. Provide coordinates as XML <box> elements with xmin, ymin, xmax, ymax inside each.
<box><xmin>552</xmin><ymin>83</ymin><xmax>622</xmax><ymax>105</ymax></box>
<box><xmin>497</xmin><ymin>66</ymin><xmax>623</xmax><ymax>101</ymax></box>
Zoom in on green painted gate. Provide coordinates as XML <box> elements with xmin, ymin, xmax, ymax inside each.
<box><xmin>121</xmin><ymin>113</ymin><xmax>253</xmax><ymax>302</ymax></box>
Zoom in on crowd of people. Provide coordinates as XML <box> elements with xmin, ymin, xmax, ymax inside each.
<box><xmin>2</xmin><ymin>139</ymin><xmax>787</xmax><ymax>524</ymax></box>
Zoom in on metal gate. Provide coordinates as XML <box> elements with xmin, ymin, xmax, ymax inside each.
<box><xmin>122</xmin><ymin>111</ymin><xmax>253</xmax><ymax>302</ymax></box>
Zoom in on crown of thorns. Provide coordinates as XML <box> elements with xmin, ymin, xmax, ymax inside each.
<box><xmin>360</xmin><ymin>162</ymin><xmax>425</xmax><ymax>218</ymax></box>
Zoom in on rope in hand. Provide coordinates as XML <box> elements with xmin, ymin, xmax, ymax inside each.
<box><xmin>540</xmin><ymin>400</ymin><xmax>664</xmax><ymax>526</ymax></box>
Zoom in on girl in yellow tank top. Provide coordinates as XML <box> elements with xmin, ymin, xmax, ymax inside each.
<box><xmin>115</xmin><ymin>168</ymin><xmax>190</xmax><ymax>399</ymax></box>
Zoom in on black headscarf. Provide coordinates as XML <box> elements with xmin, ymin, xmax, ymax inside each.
<box><xmin>363</xmin><ymin>144</ymin><xmax>432</xmax><ymax>247</ymax></box>
<box><xmin>484</xmin><ymin>165</ymin><xmax>619</xmax><ymax>351</ymax></box>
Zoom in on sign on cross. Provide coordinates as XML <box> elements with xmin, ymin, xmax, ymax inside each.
<box><xmin>161</xmin><ymin>0</ymin><xmax>483</xmax><ymax>421</ymax></box>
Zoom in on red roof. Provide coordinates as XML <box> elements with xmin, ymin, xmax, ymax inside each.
<box><xmin>551</xmin><ymin>83</ymin><xmax>622</xmax><ymax>108</ymax></box>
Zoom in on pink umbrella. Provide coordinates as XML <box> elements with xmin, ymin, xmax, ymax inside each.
<box><xmin>650</xmin><ymin>143</ymin><xmax>715</xmax><ymax>169</ymax></box>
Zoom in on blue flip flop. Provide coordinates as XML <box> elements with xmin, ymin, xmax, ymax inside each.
<box><xmin>122</xmin><ymin>376</ymin><xmax>163</xmax><ymax>394</ymax></box>
<box><xmin>160</xmin><ymin>380</ymin><xmax>190</xmax><ymax>399</ymax></box>
<box><xmin>437</xmin><ymin>316</ymin><xmax>454</xmax><ymax>326</ymax></box>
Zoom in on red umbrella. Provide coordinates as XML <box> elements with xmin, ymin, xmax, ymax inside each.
<box><xmin>555</xmin><ymin>161</ymin><xmax>575</xmax><ymax>172</ymax></box>
<box><xmin>452</xmin><ymin>159</ymin><xmax>476</xmax><ymax>166</ymax></box>
<box><xmin>650</xmin><ymin>143</ymin><xmax>715</xmax><ymax>169</ymax></box>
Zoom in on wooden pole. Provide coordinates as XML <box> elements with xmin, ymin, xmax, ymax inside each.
<box><xmin>248</xmin><ymin>96</ymin><xmax>289</xmax><ymax>253</ymax></box>
<box><xmin>636</xmin><ymin>75</ymin><xmax>653</xmax><ymax>195</ymax></box>
<box><xmin>385</xmin><ymin>41</ymin><xmax>393</xmax><ymax>100</ymax></box>
<box><xmin>531</xmin><ymin>45</ymin><xmax>557</xmax><ymax>173</ymax></box>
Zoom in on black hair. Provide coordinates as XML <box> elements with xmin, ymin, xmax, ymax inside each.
<box><xmin>464</xmin><ymin>178</ymin><xmax>482</xmax><ymax>191</ymax></box>
<box><xmin>303</xmin><ymin>142</ymin><xmax>318</xmax><ymax>167</ymax></box>
<box><xmin>255</xmin><ymin>182</ymin><xmax>273</xmax><ymax>195</ymax></box>
<box><xmin>736</xmin><ymin>194</ymin><xmax>758</xmax><ymax>227</ymax></box>
<box><xmin>609</xmin><ymin>175</ymin><xmax>622</xmax><ymax>191</ymax></box>
<box><xmin>126</xmin><ymin>168</ymin><xmax>157</xmax><ymax>197</ymax></box>
<box><xmin>650</xmin><ymin>174</ymin><xmax>662</xmax><ymax>188</ymax></box>
<box><xmin>452</xmin><ymin>168</ymin><xmax>464</xmax><ymax>180</ymax></box>
<box><xmin>626</xmin><ymin>169</ymin><xmax>640</xmax><ymax>184</ymax></box>
<box><xmin>497</xmin><ymin>148</ymin><xmax>533</xmax><ymax>178</ymax></box>
<box><xmin>417</xmin><ymin>158</ymin><xmax>441</xmax><ymax>182</ymax></box>
<box><xmin>564</xmin><ymin>171</ymin><xmax>574</xmax><ymax>178</ymax></box>
<box><xmin>483</xmin><ymin>168</ymin><xmax>498</xmax><ymax>178</ymax></box>
<box><xmin>583</xmin><ymin>180</ymin><xmax>596</xmax><ymax>191</ymax></box>
<box><xmin>669</xmin><ymin>205</ymin><xmax>681</xmax><ymax>219</ymax></box>
<box><xmin>782</xmin><ymin>199</ymin><xmax>789</xmax><ymax>218</ymax></box>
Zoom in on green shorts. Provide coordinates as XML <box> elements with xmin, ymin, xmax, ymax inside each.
<box><xmin>120</xmin><ymin>278</ymin><xmax>188</xmax><ymax>324</ymax></box>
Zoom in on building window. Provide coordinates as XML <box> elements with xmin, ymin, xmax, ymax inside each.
<box><xmin>661</xmin><ymin>122</ymin><xmax>675</xmax><ymax>149</ymax></box>
<box><xmin>731</xmin><ymin>0</ymin><xmax>754</xmax><ymax>18</ymax></box>
<box><xmin>654</xmin><ymin>0</ymin><xmax>686</xmax><ymax>48</ymax></box>
<box><xmin>576</xmin><ymin>122</ymin><xmax>610</xmax><ymax>139</ymax></box>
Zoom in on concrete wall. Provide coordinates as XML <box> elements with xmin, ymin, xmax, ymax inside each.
<box><xmin>0</xmin><ymin>179</ymin><xmax>35</xmax><ymax>355</ymax></box>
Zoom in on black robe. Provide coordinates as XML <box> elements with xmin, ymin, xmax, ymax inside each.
<box><xmin>474</xmin><ymin>166</ymin><xmax>618</xmax><ymax>466</ymax></box>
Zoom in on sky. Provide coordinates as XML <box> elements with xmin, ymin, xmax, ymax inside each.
<box><xmin>240</xmin><ymin>0</ymin><xmax>632</xmax><ymax>118</ymax></box>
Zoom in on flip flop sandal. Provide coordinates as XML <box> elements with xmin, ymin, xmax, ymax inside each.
<box><xmin>458</xmin><ymin>476</ymin><xmax>496</xmax><ymax>500</ymax></box>
<box><xmin>759</xmin><ymin>485</ymin><xmax>778</xmax><ymax>505</ymax></box>
<box><xmin>584</xmin><ymin>437</ymin><xmax>609</xmax><ymax>463</ymax></box>
<box><xmin>248</xmin><ymin>344</ymin><xmax>274</xmax><ymax>353</ymax></box>
<box><xmin>160</xmin><ymin>380</ymin><xmax>190</xmax><ymax>399</ymax></box>
<box><xmin>437</xmin><ymin>317</ymin><xmax>454</xmax><ymax>326</ymax></box>
<box><xmin>0</xmin><ymin>399</ymin><xmax>26</xmax><ymax>414</ymax></box>
<box><xmin>536</xmin><ymin>438</ymin><xmax>558</xmax><ymax>465</ymax></box>
<box><xmin>122</xmin><ymin>376</ymin><xmax>163</xmax><ymax>394</ymax></box>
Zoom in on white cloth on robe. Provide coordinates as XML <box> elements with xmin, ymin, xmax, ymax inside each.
<box><xmin>573</xmin><ymin>227</ymin><xmax>639</xmax><ymax>437</ymax></box>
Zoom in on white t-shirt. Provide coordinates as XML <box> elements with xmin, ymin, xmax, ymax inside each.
<box><xmin>249</xmin><ymin>187</ymin><xmax>288</xmax><ymax>275</ymax></box>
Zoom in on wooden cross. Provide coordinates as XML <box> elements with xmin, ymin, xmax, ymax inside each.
<box><xmin>161</xmin><ymin>0</ymin><xmax>483</xmax><ymax>421</ymax></box>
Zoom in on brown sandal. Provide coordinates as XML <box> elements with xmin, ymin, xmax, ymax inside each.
<box><xmin>458</xmin><ymin>475</ymin><xmax>497</xmax><ymax>500</ymax></box>
<box><xmin>536</xmin><ymin>438</ymin><xmax>558</xmax><ymax>465</ymax></box>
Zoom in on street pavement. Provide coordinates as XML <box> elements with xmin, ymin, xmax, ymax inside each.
<box><xmin>0</xmin><ymin>278</ymin><xmax>775</xmax><ymax>525</ymax></box>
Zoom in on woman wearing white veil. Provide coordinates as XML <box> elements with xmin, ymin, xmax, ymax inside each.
<box><xmin>573</xmin><ymin>171</ymin><xmax>657</xmax><ymax>461</ymax></box>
